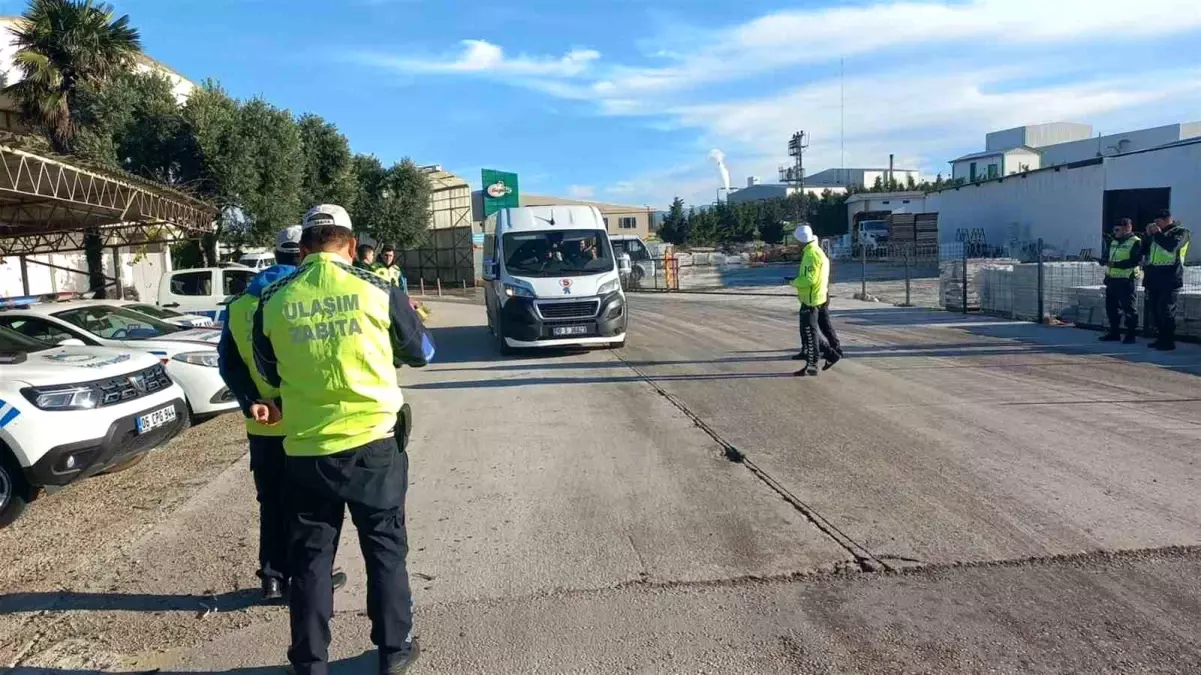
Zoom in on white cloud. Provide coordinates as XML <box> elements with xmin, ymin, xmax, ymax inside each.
<box><xmin>567</xmin><ymin>184</ymin><xmax>596</xmax><ymax>199</ymax></box>
<box><xmin>359</xmin><ymin>39</ymin><xmax>599</xmax><ymax>78</ymax></box>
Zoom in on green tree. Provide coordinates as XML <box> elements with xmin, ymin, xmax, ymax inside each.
<box><xmin>74</xmin><ymin>70</ymin><xmax>184</xmax><ymax>182</ymax></box>
<box><xmin>757</xmin><ymin>200</ymin><xmax>786</xmax><ymax>244</ymax></box>
<box><xmin>350</xmin><ymin>156</ymin><xmax>430</xmax><ymax>250</ymax></box>
<box><xmin>297</xmin><ymin>113</ymin><xmax>357</xmax><ymax>210</ymax></box>
<box><xmin>658</xmin><ymin>197</ymin><xmax>687</xmax><ymax>245</ymax></box>
<box><xmin>236</xmin><ymin>97</ymin><xmax>304</xmax><ymax>245</ymax></box>
<box><xmin>5</xmin><ymin>0</ymin><xmax>142</xmax><ymax>155</ymax></box>
<box><xmin>179</xmin><ymin>82</ymin><xmax>253</xmax><ymax>264</ymax></box>
<box><xmin>688</xmin><ymin>207</ymin><xmax>718</xmax><ymax>246</ymax></box>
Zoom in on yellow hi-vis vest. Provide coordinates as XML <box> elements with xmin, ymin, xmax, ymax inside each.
<box><xmin>227</xmin><ymin>293</ymin><xmax>285</xmax><ymax>437</ymax></box>
<box><xmin>792</xmin><ymin>243</ymin><xmax>830</xmax><ymax>307</ymax></box>
<box><xmin>258</xmin><ymin>253</ymin><xmax>404</xmax><ymax>457</ymax></box>
<box><xmin>1106</xmin><ymin>235</ymin><xmax>1141</xmax><ymax>279</ymax></box>
<box><xmin>1147</xmin><ymin>233</ymin><xmax>1190</xmax><ymax>268</ymax></box>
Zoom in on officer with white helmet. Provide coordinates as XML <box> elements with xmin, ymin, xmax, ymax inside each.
<box><xmin>789</xmin><ymin>224</ymin><xmax>841</xmax><ymax>376</ymax></box>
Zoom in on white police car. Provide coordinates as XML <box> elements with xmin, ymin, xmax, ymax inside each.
<box><xmin>0</xmin><ymin>300</ymin><xmax>236</xmax><ymax>419</ymax></box>
<box><xmin>0</xmin><ymin>325</ymin><xmax>188</xmax><ymax>527</ymax></box>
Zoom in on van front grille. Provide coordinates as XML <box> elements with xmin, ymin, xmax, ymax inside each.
<box><xmin>537</xmin><ymin>300</ymin><xmax>600</xmax><ymax>320</ymax></box>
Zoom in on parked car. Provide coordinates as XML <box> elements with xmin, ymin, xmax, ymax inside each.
<box><xmin>0</xmin><ymin>325</ymin><xmax>188</xmax><ymax>527</ymax></box>
<box><xmin>158</xmin><ymin>266</ymin><xmax>257</xmax><ymax>322</ymax></box>
<box><xmin>104</xmin><ymin>300</ymin><xmax>215</xmax><ymax>328</ymax></box>
<box><xmin>0</xmin><ymin>301</ymin><xmax>235</xmax><ymax>420</ymax></box>
<box><xmin>610</xmin><ymin>235</ymin><xmax>656</xmax><ymax>285</ymax></box>
<box><xmin>235</xmin><ymin>252</ymin><xmax>275</xmax><ymax>271</ymax></box>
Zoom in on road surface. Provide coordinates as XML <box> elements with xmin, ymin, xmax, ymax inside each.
<box><xmin>3</xmin><ymin>295</ymin><xmax>1200</xmax><ymax>674</ymax></box>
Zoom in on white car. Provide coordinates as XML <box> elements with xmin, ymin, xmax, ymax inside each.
<box><xmin>236</xmin><ymin>252</ymin><xmax>275</xmax><ymax>271</ymax></box>
<box><xmin>0</xmin><ymin>301</ymin><xmax>236</xmax><ymax>419</ymax></box>
<box><xmin>0</xmin><ymin>325</ymin><xmax>188</xmax><ymax>527</ymax></box>
<box><xmin>104</xmin><ymin>300</ymin><xmax>215</xmax><ymax>329</ymax></box>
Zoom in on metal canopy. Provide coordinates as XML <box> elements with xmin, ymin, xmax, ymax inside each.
<box><xmin>0</xmin><ymin>141</ymin><xmax>217</xmax><ymax>256</ymax></box>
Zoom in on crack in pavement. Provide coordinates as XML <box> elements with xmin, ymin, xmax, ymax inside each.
<box><xmin>608</xmin><ymin>351</ymin><xmax>888</xmax><ymax>573</ymax></box>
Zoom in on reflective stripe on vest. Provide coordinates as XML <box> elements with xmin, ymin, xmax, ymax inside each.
<box><xmin>1106</xmin><ymin>236</ymin><xmax>1140</xmax><ymax>279</ymax></box>
<box><xmin>227</xmin><ymin>293</ymin><xmax>285</xmax><ymax>437</ymax></box>
<box><xmin>1147</xmin><ymin>235</ymin><xmax>1189</xmax><ymax>267</ymax></box>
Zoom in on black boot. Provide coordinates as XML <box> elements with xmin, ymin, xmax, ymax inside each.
<box><xmin>381</xmin><ymin>639</ymin><xmax>421</xmax><ymax>675</ymax></box>
<box><xmin>262</xmin><ymin>577</ymin><xmax>284</xmax><ymax>603</ymax></box>
<box><xmin>822</xmin><ymin>351</ymin><xmax>842</xmax><ymax>371</ymax></box>
<box><xmin>1099</xmin><ymin>332</ymin><xmax>1121</xmax><ymax>342</ymax></box>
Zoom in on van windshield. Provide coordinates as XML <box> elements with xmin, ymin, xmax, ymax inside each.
<box><xmin>503</xmin><ymin>230</ymin><xmax>614</xmax><ymax>277</ymax></box>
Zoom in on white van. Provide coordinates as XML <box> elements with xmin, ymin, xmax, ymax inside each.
<box><xmin>482</xmin><ymin>206</ymin><xmax>628</xmax><ymax>353</ymax></box>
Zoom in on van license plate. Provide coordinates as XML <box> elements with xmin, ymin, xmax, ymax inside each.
<box><xmin>552</xmin><ymin>325</ymin><xmax>589</xmax><ymax>337</ymax></box>
<box><xmin>136</xmin><ymin>406</ymin><xmax>177</xmax><ymax>434</ymax></box>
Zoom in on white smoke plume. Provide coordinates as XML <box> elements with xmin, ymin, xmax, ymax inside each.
<box><xmin>708</xmin><ymin>148</ymin><xmax>731</xmax><ymax>194</ymax></box>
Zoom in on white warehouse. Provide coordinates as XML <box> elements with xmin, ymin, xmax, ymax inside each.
<box><xmin>928</xmin><ymin>138</ymin><xmax>1201</xmax><ymax>263</ymax></box>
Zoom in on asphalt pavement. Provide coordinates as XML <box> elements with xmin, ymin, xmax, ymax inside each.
<box><xmin>5</xmin><ymin>295</ymin><xmax>1201</xmax><ymax>674</ymax></box>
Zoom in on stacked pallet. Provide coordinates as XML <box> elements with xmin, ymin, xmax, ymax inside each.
<box><xmin>915</xmin><ymin>213</ymin><xmax>938</xmax><ymax>246</ymax></box>
<box><xmin>889</xmin><ymin>213</ymin><xmax>916</xmax><ymax>244</ymax></box>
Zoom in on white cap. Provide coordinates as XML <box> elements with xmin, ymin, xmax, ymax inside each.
<box><xmin>276</xmin><ymin>225</ymin><xmax>302</xmax><ymax>253</ymax></box>
<box><xmin>794</xmin><ymin>224</ymin><xmax>816</xmax><ymax>243</ymax></box>
<box><xmin>303</xmin><ymin>204</ymin><xmax>353</xmax><ymax>231</ymax></box>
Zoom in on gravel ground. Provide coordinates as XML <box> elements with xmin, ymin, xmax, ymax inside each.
<box><xmin>0</xmin><ymin>414</ymin><xmax>275</xmax><ymax>670</ymax></box>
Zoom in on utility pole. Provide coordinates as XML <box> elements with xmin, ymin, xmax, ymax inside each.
<box><xmin>784</xmin><ymin>131</ymin><xmax>809</xmax><ymax>222</ymax></box>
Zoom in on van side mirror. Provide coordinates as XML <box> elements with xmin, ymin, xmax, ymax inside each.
<box><xmin>57</xmin><ymin>338</ymin><xmax>85</xmax><ymax>347</ymax></box>
<box><xmin>484</xmin><ymin>258</ymin><xmax>499</xmax><ymax>280</ymax></box>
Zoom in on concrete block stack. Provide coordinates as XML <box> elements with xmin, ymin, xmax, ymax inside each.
<box><xmin>1075</xmin><ymin>286</ymin><xmax>1201</xmax><ymax>339</ymax></box>
<box><xmin>941</xmin><ymin>258</ymin><xmax>1018</xmax><ymax>312</ymax></box>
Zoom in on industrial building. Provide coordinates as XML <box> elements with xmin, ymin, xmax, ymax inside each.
<box><xmin>929</xmin><ymin>137</ymin><xmax>1201</xmax><ymax>263</ymax></box>
<box><xmin>726</xmin><ymin>166</ymin><xmax>921</xmax><ymax>205</ymax></box>
<box><xmin>950</xmin><ymin>121</ymin><xmax>1201</xmax><ymax>182</ymax></box>
<box><xmin>844</xmin><ymin>191</ymin><xmax>929</xmax><ymax>234</ymax></box>
<box><xmin>471</xmin><ymin>192</ymin><xmax>654</xmax><ymax>240</ymax></box>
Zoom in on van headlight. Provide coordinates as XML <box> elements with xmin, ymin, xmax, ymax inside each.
<box><xmin>597</xmin><ymin>279</ymin><xmax>621</xmax><ymax>295</ymax></box>
<box><xmin>504</xmin><ymin>283</ymin><xmax>535</xmax><ymax>299</ymax></box>
<box><xmin>173</xmin><ymin>351</ymin><xmax>219</xmax><ymax>367</ymax></box>
<box><xmin>22</xmin><ymin>385</ymin><xmax>102</xmax><ymax>410</ymax></box>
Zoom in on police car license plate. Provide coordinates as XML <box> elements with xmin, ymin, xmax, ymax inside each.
<box><xmin>552</xmin><ymin>325</ymin><xmax>589</xmax><ymax>337</ymax></box>
<box><xmin>136</xmin><ymin>406</ymin><xmax>177</xmax><ymax>434</ymax></box>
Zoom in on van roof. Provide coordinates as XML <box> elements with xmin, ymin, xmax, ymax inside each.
<box><xmin>497</xmin><ymin>205</ymin><xmax>606</xmax><ymax>232</ymax></box>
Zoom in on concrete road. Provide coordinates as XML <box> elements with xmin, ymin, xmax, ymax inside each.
<box><xmin>4</xmin><ymin>296</ymin><xmax>1201</xmax><ymax>674</ymax></box>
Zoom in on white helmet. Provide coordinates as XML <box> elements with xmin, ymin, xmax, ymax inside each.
<box><xmin>793</xmin><ymin>224</ymin><xmax>816</xmax><ymax>243</ymax></box>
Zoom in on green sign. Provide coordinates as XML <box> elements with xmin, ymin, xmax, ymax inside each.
<box><xmin>482</xmin><ymin>169</ymin><xmax>519</xmax><ymax>217</ymax></box>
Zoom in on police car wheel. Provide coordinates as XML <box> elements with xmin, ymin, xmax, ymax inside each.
<box><xmin>100</xmin><ymin>453</ymin><xmax>147</xmax><ymax>475</ymax></box>
<box><xmin>0</xmin><ymin>451</ymin><xmax>29</xmax><ymax>529</ymax></box>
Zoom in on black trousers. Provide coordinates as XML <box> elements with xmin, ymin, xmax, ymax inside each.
<box><xmin>816</xmin><ymin>302</ymin><xmax>841</xmax><ymax>354</ymax></box>
<box><xmin>1145</xmin><ymin>287</ymin><xmax>1179</xmax><ymax>343</ymax></box>
<box><xmin>799</xmin><ymin>305</ymin><xmax>831</xmax><ymax>367</ymax></box>
<box><xmin>1103</xmin><ymin>277</ymin><xmax>1138</xmax><ymax>336</ymax></box>
<box><xmin>248</xmin><ymin>434</ymin><xmax>289</xmax><ymax>581</ymax></box>
<box><xmin>286</xmin><ymin>436</ymin><xmax>413</xmax><ymax>675</ymax></box>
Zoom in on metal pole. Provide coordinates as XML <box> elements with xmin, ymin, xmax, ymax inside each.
<box><xmin>1036</xmin><ymin>237</ymin><xmax>1044</xmax><ymax>323</ymax></box>
<box><xmin>904</xmin><ymin>245</ymin><xmax>911</xmax><ymax>306</ymax></box>
<box><xmin>961</xmin><ymin>242</ymin><xmax>968</xmax><ymax>314</ymax></box>
<box><xmin>112</xmin><ymin>248</ymin><xmax>125</xmax><ymax>299</ymax></box>
<box><xmin>420</xmin><ymin>278</ymin><xmax>425</xmax><ymax>297</ymax></box>
<box><xmin>437</xmin><ymin>278</ymin><xmax>443</xmax><ymax>297</ymax></box>
<box><xmin>860</xmin><ymin>239</ymin><xmax>867</xmax><ymax>299</ymax></box>
<box><xmin>18</xmin><ymin>256</ymin><xmax>30</xmax><ymax>295</ymax></box>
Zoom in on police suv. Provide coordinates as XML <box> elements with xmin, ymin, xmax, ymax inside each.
<box><xmin>0</xmin><ymin>325</ymin><xmax>188</xmax><ymax>527</ymax></box>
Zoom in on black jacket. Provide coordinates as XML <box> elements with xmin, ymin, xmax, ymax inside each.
<box><xmin>1142</xmin><ymin>224</ymin><xmax>1191</xmax><ymax>290</ymax></box>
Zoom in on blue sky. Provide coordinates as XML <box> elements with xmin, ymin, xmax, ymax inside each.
<box><xmin>5</xmin><ymin>0</ymin><xmax>1201</xmax><ymax>209</ymax></box>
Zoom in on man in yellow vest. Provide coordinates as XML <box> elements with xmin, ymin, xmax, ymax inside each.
<box><xmin>1099</xmin><ymin>218</ymin><xmax>1143</xmax><ymax>344</ymax></box>
<box><xmin>790</xmin><ymin>225</ymin><xmax>839</xmax><ymax>376</ymax></box>
<box><xmin>217</xmin><ymin>225</ymin><xmax>347</xmax><ymax>602</ymax></box>
<box><xmin>252</xmin><ymin>205</ymin><xmax>433</xmax><ymax>675</ymax></box>
<box><xmin>1142</xmin><ymin>209</ymin><xmax>1191</xmax><ymax>351</ymax></box>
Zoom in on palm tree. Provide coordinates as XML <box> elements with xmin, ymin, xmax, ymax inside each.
<box><xmin>5</xmin><ymin>0</ymin><xmax>141</xmax><ymax>155</ymax></box>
